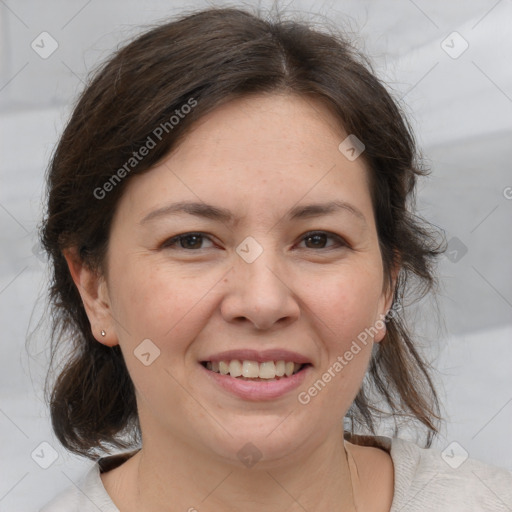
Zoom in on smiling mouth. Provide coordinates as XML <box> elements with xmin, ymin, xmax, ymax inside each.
<box><xmin>201</xmin><ymin>360</ymin><xmax>310</xmax><ymax>380</ymax></box>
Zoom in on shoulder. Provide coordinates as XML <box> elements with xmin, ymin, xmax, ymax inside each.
<box><xmin>389</xmin><ymin>436</ymin><xmax>512</xmax><ymax>511</ymax></box>
<box><xmin>345</xmin><ymin>432</ymin><xmax>512</xmax><ymax>511</ymax></box>
<box><xmin>39</xmin><ymin>464</ymin><xmax>119</xmax><ymax>512</ymax></box>
<box><xmin>39</xmin><ymin>450</ymin><xmax>138</xmax><ymax>511</ymax></box>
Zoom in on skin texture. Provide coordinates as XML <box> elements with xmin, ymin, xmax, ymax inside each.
<box><xmin>65</xmin><ymin>93</ymin><xmax>395</xmax><ymax>511</ymax></box>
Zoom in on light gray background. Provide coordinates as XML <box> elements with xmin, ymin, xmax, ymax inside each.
<box><xmin>0</xmin><ymin>0</ymin><xmax>511</xmax><ymax>510</ymax></box>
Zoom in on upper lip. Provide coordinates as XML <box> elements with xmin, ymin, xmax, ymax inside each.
<box><xmin>201</xmin><ymin>349</ymin><xmax>312</xmax><ymax>365</ymax></box>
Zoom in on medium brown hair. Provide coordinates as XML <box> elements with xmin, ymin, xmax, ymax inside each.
<box><xmin>41</xmin><ymin>6</ymin><xmax>444</xmax><ymax>459</ymax></box>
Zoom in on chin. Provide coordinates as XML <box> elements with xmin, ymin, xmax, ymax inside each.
<box><xmin>197</xmin><ymin>413</ymin><xmax>320</xmax><ymax>468</ymax></box>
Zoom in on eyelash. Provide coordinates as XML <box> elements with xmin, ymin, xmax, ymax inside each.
<box><xmin>160</xmin><ymin>231</ymin><xmax>348</xmax><ymax>251</ymax></box>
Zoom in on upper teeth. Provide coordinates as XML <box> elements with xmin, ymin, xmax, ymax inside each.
<box><xmin>205</xmin><ymin>360</ymin><xmax>302</xmax><ymax>379</ymax></box>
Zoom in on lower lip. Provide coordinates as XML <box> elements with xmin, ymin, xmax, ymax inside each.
<box><xmin>201</xmin><ymin>364</ymin><xmax>310</xmax><ymax>401</ymax></box>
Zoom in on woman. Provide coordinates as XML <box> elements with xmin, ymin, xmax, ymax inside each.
<box><xmin>40</xmin><ymin>6</ymin><xmax>512</xmax><ymax>511</ymax></box>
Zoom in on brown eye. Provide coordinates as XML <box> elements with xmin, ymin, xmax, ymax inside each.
<box><xmin>162</xmin><ymin>232</ymin><xmax>214</xmax><ymax>250</ymax></box>
<box><xmin>299</xmin><ymin>231</ymin><xmax>346</xmax><ymax>250</ymax></box>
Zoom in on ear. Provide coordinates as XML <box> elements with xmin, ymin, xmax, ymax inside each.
<box><xmin>374</xmin><ymin>261</ymin><xmax>401</xmax><ymax>343</ymax></box>
<box><xmin>63</xmin><ymin>247</ymin><xmax>118</xmax><ymax>347</ymax></box>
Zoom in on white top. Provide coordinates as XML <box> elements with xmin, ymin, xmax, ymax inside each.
<box><xmin>40</xmin><ymin>435</ymin><xmax>512</xmax><ymax>511</ymax></box>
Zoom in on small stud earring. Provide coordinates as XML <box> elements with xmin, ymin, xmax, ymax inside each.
<box><xmin>101</xmin><ymin>330</ymin><xmax>106</xmax><ymax>337</ymax></box>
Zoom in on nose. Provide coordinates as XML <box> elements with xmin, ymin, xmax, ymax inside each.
<box><xmin>220</xmin><ymin>247</ymin><xmax>300</xmax><ymax>331</ymax></box>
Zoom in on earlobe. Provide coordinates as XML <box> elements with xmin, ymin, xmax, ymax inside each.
<box><xmin>62</xmin><ymin>247</ymin><xmax>118</xmax><ymax>347</ymax></box>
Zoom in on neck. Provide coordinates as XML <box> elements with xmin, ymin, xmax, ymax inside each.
<box><xmin>128</xmin><ymin>426</ymin><xmax>357</xmax><ymax>512</ymax></box>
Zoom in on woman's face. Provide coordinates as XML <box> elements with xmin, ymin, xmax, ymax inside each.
<box><xmin>95</xmin><ymin>93</ymin><xmax>393</xmax><ymax>464</ymax></box>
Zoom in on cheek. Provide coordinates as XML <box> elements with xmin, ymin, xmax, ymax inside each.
<box><xmin>109</xmin><ymin>258</ymin><xmax>219</xmax><ymax>352</ymax></box>
<box><xmin>108</xmin><ymin>260</ymin><xmax>216</xmax><ymax>421</ymax></box>
<box><xmin>306</xmin><ymin>265</ymin><xmax>384</xmax><ymax>344</ymax></box>
<box><xmin>298</xmin><ymin>264</ymin><xmax>384</xmax><ymax>405</ymax></box>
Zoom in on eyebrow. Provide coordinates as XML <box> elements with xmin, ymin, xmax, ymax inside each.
<box><xmin>140</xmin><ymin>200</ymin><xmax>367</xmax><ymax>225</ymax></box>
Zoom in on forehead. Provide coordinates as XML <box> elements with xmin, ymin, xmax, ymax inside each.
<box><xmin>116</xmin><ymin>93</ymin><xmax>374</xmax><ymax>226</ymax></box>
<box><xmin>174</xmin><ymin>93</ymin><xmax>351</xmax><ymax>167</ymax></box>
